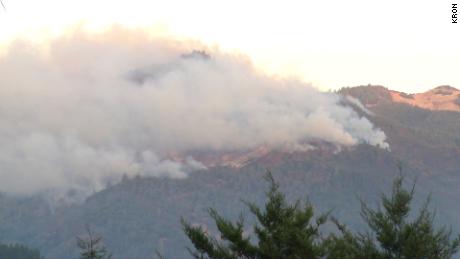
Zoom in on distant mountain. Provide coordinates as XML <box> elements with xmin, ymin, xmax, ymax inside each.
<box><xmin>1</xmin><ymin>85</ymin><xmax>460</xmax><ymax>259</ymax></box>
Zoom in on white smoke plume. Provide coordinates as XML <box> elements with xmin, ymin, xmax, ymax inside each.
<box><xmin>344</xmin><ymin>95</ymin><xmax>375</xmax><ymax>115</ymax></box>
<box><xmin>0</xmin><ymin>27</ymin><xmax>388</xmax><ymax>198</ymax></box>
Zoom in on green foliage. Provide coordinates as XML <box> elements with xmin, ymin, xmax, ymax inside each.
<box><xmin>77</xmin><ymin>226</ymin><xmax>112</xmax><ymax>259</ymax></box>
<box><xmin>325</xmin><ymin>177</ymin><xmax>460</xmax><ymax>259</ymax></box>
<box><xmin>0</xmin><ymin>243</ymin><xmax>43</xmax><ymax>259</ymax></box>
<box><xmin>184</xmin><ymin>173</ymin><xmax>460</xmax><ymax>259</ymax></box>
<box><xmin>182</xmin><ymin>172</ymin><xmax>328</xmax><ymax>259</ymax></box>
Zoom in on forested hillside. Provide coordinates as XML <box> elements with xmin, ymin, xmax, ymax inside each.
<box><xmin>1</xmin><ymin>85</ymin><xmax>460</xmax><ymax>258</ymax></box>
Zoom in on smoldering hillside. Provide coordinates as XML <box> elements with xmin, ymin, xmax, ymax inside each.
<box><xmin>0</xmin><ymin>27</ymin><xmax>387</xmax><ymax>198</ymax></box>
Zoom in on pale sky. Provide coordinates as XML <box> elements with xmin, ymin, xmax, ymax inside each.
<box><xmin>0</xmin><ymin>0</ymin><xmax>458</xmax><ymax>93</ymax></box>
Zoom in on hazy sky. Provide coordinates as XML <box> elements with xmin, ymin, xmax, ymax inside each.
<box><xmin>0</xmin><ymin>0</ymin><xmax>458</xmax><ymax>92</ymax></box>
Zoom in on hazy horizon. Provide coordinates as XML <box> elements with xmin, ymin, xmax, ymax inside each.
<box><xmin>1</xmin><ymin>0</ymin><xmax>459</xmax><ymax>93</ymax></box>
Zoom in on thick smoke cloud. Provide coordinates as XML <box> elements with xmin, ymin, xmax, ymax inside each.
<box><xmin>0</xmin><ymin>27</ymin><xmax>388</xmax><ymax>198</ymax></box>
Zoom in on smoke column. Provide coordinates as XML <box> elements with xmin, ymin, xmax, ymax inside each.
<box><xmin>0</xmin><ymin>27</ymin><xmax>388</xmax><ymax>199</ymax></box>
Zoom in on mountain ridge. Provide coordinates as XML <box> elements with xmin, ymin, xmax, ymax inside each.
<box><xmin>2</xmin><ymin>85</ymin><xmax>460</xmax><ymax>259</ymax></box>
<box><xmin>340</xmin><ymin>85</ymin><xmax>460</xmax><ymax>112</ymax></box>
<box><xmin>173</xmin><ymin>85</ymin><xmax>460</xmax><ymax>169</ymax></box>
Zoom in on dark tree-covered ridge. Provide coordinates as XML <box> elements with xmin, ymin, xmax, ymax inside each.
<box><xmin>0</xmin><ymin>243</ymin><xmax>43</xmax><ymax>259</ymax></box>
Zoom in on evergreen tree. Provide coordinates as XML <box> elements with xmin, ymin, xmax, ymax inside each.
<box><xmin>182</xmin><ymin>172</ymin><xmax>328</xmax><ymax>259</ymax></box>
<box><xmin>325</xmin><ymin>177</ymin><xmax>460</xmax><ymax>259</ymax></box>
<box><xmin>77</xmin><ymin>226</ymin><xmax>112</xmax><ymax>259</ymax></box>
